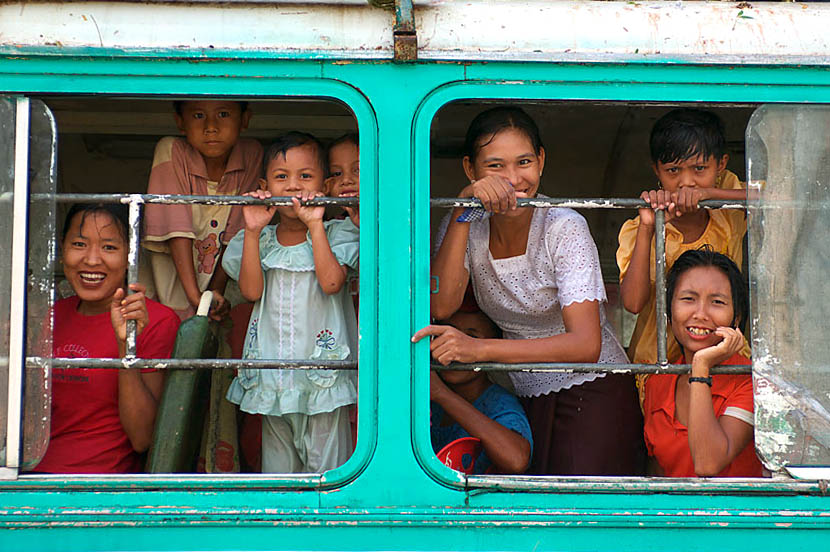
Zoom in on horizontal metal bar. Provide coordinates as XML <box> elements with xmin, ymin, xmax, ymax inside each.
<box><xmin>30</xmin><ymin>357</ymin><xmax>749</xmax><ymax>374</ymax></box>
<box><xmin>29</xmin><ymin>357</ymin><xmax>357</xmax><ymax>371</ymax></box>
<box><xmin>430</xmin><ymin>197</ymin><xmax>746</xmax><ymax>210</ymax></box>
<box><xmin>34</xmin><ymin>193</ymin><xmax>359</xmax><ymax>207</ymax></box>
<box><xmin>18</xmin><ymin>193</ymin><xmax>746</xmax><ymax>210</ymax></box>
<box><xmin>466</xmin><ymin>475</ymin><xmax>821</xmax><ymax>495</ymax></box>
<box><xmin>433</xmin><ymin>362</ymin><xmax>751</xmax><ymax>375</ymax></box>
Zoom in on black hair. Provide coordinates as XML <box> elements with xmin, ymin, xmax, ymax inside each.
<box><xmin>173</xmin><ymin>100</ymin><xmax>249</xmax><ymax>115</ymax></box>
<box><xmin>328</xmin><ymin>132</ymin><xmax>359</xmax><ymax>152</ymax></box>
<box><xmin>62</xmin><ymin>203</ymin><xmax>130</xmax><ymax>243</ymax></box>
<box><xmin>666</xmin><ymin>247</ymin><xmax>748</xmax><ymax>333</ymax></box>
<box><xmin>649</xmin><ymin>108</ymin><xmax>727</xmax><ymax>165</ymax></box>
<box><xmin>262</xmin><ymin>131</ymin><xmax>327</xmax><ymax>177</ymax></box>
<box><xmin>463</xmin><ymin>106</ymin><xmax>544</xmax><ymax>162</ymax></box>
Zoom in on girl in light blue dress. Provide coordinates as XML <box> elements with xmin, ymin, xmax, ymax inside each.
<box><xmin>222</xmin><ymin>132</ymin><xmax>359</xmax><ymax>473</ymax></box>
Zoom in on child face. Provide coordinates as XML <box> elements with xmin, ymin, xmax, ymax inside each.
<box><xmin>326</xmin><ymin>141</ymin><xmax>360</xmax><ymax>198</ymax></box>
<box><xmin>62</xmin><ymin>211</ymin><xmax>128</xmax><ymax>315</ymax></box>
<box><xmin>175</xmin><ymin>100</ymin><xmax>250</xmax><ymax>163</ymax></box>
<box><xmin>670</xmin><ymin>266</ymin><xmax>735</xmax><ymax>356</ymax></box>
<box><xmin>652</xmin><ymin>153</ymin><xmax>728</xmax><ymax>193</ymax></box>
<box><xmin>261</xmin><ymin>144</ymin><xmax>326</xmax><ymax>199</ymax></box>
<box><xmin>464</xmin><ymin>127</ymin><xmax>545</xmax><ymax>210</ymax></box>
<box><xmin>439</xmin><ymin>311</ymin><xmax>499</xmax><ymax>386</ymax></box>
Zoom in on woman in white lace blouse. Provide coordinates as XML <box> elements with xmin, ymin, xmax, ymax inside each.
<box><xmin>413</xmin><ymin>107</ymin><xmax>644</xmax><ymax>475</ymax></box>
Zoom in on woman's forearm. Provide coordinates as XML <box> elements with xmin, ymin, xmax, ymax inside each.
<box><xmin>686</xmin><ymin>357</ymin><xmax>752</xmax><ymax>476</ymax></box>
<box><xmin>477</xmin><ymin>330</ymin><xmax>601</xmax><ymax>364</ymax></box>
<box><xmin>118</xmin><ymin>370</ymin><xmax>163</xmax><ymax>452</ymax></box>
<box><xmin>431</xmin><ymin>211</ymin><xmax>472</xmax><ymax>320</ymax></box>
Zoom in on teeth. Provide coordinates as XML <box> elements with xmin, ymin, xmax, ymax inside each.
<box><xmin>688</xmin><ymin>327</ymin><xmax>712</xmax><ymax>336</ymax></box>
<box><xmin>80</xmin><ymin>272</ymin><xmax>105</xmax><ymax>281</ymax></box>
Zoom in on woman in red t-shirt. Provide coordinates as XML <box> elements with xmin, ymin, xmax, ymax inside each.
<box><xmin>32</xmin><ymin>204</ymin><xmax>179</xmax><ymax>474</ymax></box>
<box><xmin>643</xmin><ymin>248</ymin><xmax>764</xmax><ymax>477</ymax></box>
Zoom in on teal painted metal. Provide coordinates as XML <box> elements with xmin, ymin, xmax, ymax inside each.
<box><xmin>1</xmin><ymin>46</ymin><xmax>830</xmax><ymax>551</ymax></box>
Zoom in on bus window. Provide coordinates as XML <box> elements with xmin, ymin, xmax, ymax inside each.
<box><xmin>747</xmin><ymin>104</ymin><xmax>830</xmax><ymax>475</ymax></box>
<box><xmin>12</xmin><ymin>96</ymin><xmax>365</xmax><ymax>478</ymax></box>
<box><xmin>424</xmin><ymin>99</ymin><xmax>758</xmax><ymax>480</ymax></box>
<box><xmin>0</xmin><ymin>97</ymin><xmax>55</xmax><ymax>472</ymax></box>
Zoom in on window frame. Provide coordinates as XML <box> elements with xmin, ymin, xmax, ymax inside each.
<box><xmin>4</xmin><ymin>81</ymin><xmax>379</xmax><ymax>490</ymax></box>
<box><xmin>412</xmin><ymin>80</ymin><xmax>828</xmax><ymax>494</ymax></box>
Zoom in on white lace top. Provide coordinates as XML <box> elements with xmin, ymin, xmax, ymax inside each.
<box><xmin>462</xmin><ymin>206</ymin><xmax>628</xmax><ymax>397</ymax></box>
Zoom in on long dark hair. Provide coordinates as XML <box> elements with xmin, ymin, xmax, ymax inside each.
<box><xmin>666</xmin><ymin>247</ymin><xmax>748</xmax><ymax>332</ymax></box>
<box><xmin>463</xmin><ymin>106</ymin><xmax>544</xmax><ymax>162</ymax></box>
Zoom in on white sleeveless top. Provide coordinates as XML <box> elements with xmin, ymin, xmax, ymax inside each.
<box><xmin>463</xmin><ymin>206</ymin><xmax>628</xmax><ymax>397</ymax></box>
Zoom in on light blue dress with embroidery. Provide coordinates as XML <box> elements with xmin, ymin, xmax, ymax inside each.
<box><xmin>222</xmin><ymin>218</ymin><xmax>359</xmax><ymax>416</ymax></box>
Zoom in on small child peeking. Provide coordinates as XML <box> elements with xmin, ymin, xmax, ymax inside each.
<box><xmin>325</xmin><ymin>133</ymin><xmax>360</xmax><ymax>227</ymax></box>
<box><xmin>429</xmin><ymin>310</ymin><xmax>532</xmax><ymax>475</ymax></box>
<box><xmin>222</xmin><ymin>132</ymin><xmax>359</xmax><ymax>474</ymax></box>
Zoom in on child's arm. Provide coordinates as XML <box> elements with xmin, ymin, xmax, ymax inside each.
<box><xmin>414</xmin><ymin>299</ymin><xmax>602</xmax><ymax>364</ymax></box>
<box><xmin>430</xmin><ymin>372</ymin><xmax>530</xmax><ymax>474</ymax></box>
<box><xmin>110</xmin><ymin>284</ymin><xmax>165</xmax><ymax>452</ymax></box>
<box><xmin>206</xmin><ymin>254</ymin><xmax>230</xmax><ymax>320</ymax></box>
<box><xmin>294</xmin><ymin>191</ymin><xmax>347</xmax><ymax>295</ymax></box>
<box><xmin>238</xmin><ymin>190</ymin><xmax>275</xmax><ymax>302</ymax></box>
<box><xmin>620</xmin><ymin>189</ymin><xmax>673</xmax><ymax>314</ymax></box>
<box><xmin>169</xmin><ymin>237</ymin><xmax>203</xmax><ymax>309</ymax></box>
<box><xmin>686</xmin><ymin>327</ymin><xmax>753</xmax><ymax>476</ymax></box>
<box><xmin>671</xmin><ymin>187</ymin><xmax>757</xmax><ymax>217</ymax></box>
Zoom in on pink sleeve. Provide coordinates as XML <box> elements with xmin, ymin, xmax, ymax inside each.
<box><xmin>222</xmin><ymin>140</ymin><xmax>263</xmax><ymax>244</ymax></box>
<box><xmin>144</xmin><ymin>137</ymin><xmax>196</xmax><ymax>241</ymax></box>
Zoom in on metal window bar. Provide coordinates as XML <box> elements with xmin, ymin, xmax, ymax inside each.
<box><xmin>429</xmin><ymin>195</ymin><xmax>750</xmax><ymax>376</ymax></box>
<box><xmin>24</xmin><ymin>193</ymin><xmax>747</xmax><ymax>374</ymax></box>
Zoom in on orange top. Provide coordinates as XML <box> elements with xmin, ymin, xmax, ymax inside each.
<box><xmin>643</xmin><ymin>353</ymin><xmax>764</xmax><ymax>478</ymax></box>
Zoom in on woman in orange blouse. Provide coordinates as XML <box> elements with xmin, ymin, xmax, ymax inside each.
<box><xmin>643</xmin><ymin>248</ymin><xmax>763</xmax><ymax>477</ymax></box>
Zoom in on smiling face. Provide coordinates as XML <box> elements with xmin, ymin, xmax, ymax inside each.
<box><xmin>175</xmin><ymin>100</ymin><xmax>250</xmax><ymax>163</ymax></box>
<box><xmin>326</xmin><ymin>141</ymin><xmax>360</xmax><ymax>198</ymax></box>
<box><xmin>62</xmin><ymin>210</ymin><xmax>128</xmax><ymax>316</ymax></box>
<box><xmin>261</xmin><ymin>144</ymin><xmax>326</xmax><ymax>217</ymax></box>
<box><xmin>652</xmin><ymin>153</ymin><xmax>728</xmax><ymax>194</ymax></box>
<box><xmin>670</xmin><ymin>265</ymin><xmax>735</xmax><ymax>357</ymax></box>
<box><xmin>463</xmin><ymin>127</ymin><xmax>545</xmax><ymax>215</ymax></box>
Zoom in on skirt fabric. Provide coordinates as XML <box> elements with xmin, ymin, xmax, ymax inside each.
<box><xmin>521</xmin><ymin>374</ymin><xmax>646</xmax><ymax>476</ymax></box>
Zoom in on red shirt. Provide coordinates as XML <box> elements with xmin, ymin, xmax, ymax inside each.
<box><xmin>34</xmin><ymin>296</ymin><xmax>179</xmax><ymax>474</ymax></box>
<box><xmin>643</xmin><ymin>353</ymin><xmax>763</xmax><ymax>477</ymax></box>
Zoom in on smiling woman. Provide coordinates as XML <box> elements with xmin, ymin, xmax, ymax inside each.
<box><xmin>30</xmin><ymin>204</ymin><xmax>180</xmax><ymax>474</ymax></box>
<box><xmin>419</xmin><ymin>106</ymin><xmax>645</xmax><ymax>476</ymax></box>
<box><xmin>642</xmin><ymin>248</ymin><xmax>762</xmax><ymax>478</ymax></box>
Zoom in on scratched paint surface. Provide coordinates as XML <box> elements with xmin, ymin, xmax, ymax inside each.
<box><xmin>748</xmin><ymin>105</ymin><xmax>830</xmax><ymax>472</ymax></box>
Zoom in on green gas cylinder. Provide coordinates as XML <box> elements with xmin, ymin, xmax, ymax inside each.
<box><xmin>146</xmin><ymin>292</ymin><xmax>217</xmax><ymax>473</ymax></box>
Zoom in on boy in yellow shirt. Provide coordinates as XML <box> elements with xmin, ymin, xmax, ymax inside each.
<box><xmin>617</xmin><ymin>108</ymin><xmax>750</xmax><ymax>377</ymax></box>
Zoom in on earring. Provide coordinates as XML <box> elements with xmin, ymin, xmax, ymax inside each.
<box><xmin>657</xmin><ymin>181</ymin><xmax>663</xmax><ymax>190</ymax></box>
